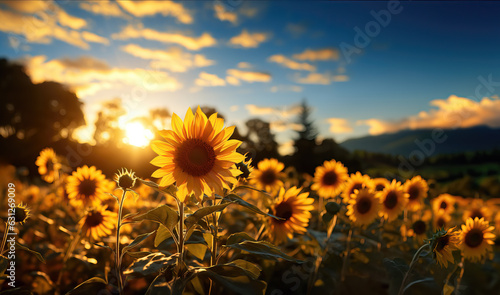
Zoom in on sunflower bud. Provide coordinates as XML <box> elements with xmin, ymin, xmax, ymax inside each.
<box><xmin>115</xmin><ymin>168</ymin><xmax>136</xmax><ymax>190</ymax></box>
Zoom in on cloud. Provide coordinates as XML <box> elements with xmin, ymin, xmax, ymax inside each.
<box><xmin>121</xmin><ymin>44</ymin><xmax>214</xmax><ymax>72</ymax></box>
<box><xmin>294</xmin><ymin>72</ymin><xmax>349</xmax><ymax>85</ymax></box>
<box><xmin>56</xmin><ymin>7</ymin><xmax>87</xmax><ymax>30</ymax></box>
<box><xmin>195</xmin><ymin>72</ymin><xmax>226</xmax><ymax>87</ymax></box>
<box><xmin>268</xmin><ymin>54</ymin><xmax>316</xmax><ymax>71</ymax></box>
<box><xmin>2</xmin><ymin>0</ymin><xmax>51</xmax><ymax>13</ymax></box>
<box><xmin>270</xmin><ymin>85</ymin><xmax>303</xmax><ymax>93</ymax></box>
<box><xmin>270</xmin><ymin>120</ymin><xmax>304</xmax><ymax>132</ymax></box>
<box><xmin>112</xmin><ymin>24</ymin><xmax>216</xmax><ymax>50</ymax></box>
<box><xmin>23</xmin><ymin>55</ymin><xmax>182</xmax><ymax>97</ymax></box>
<box><xmin>358</xmin><ymin>95</ymin><xmax>500</xmax><ymax>135</ymax></box>
<box><xmin>116</xmin><ymin>0</ymin><xmax>192</xmax><ymax>23</ymax></box>
<box><xmin>82</xmin><ymin>31</ymin><xmax>110</xmax><ymax>45</ymax></box>
<box><xmin>230</xmin><ymin>105</ymin><xmax>239</xmax><ymax>112</ymax></box>
<box><xmin>286</xmin><ymin>23</ymin><xmax>307</xmax><ymax>37</ymax></box>
<box><xmin>226</xmin><ymin>76</ymin><xmax>240</xmax><ymax>86</ymax></box>
<box><xmin>226</xmin><ymin>69</ymin><xmax>271</xmax><ymax>83</ymax></box>
<box><xmin>245</xmin><ymin>104</ymin><xmax>301</xmax><ymax>118</ymax></box>
<box><xmin>0</xmin><ymin>8</ymin><xmax>90</xmax><ymax>49</ymax></box>
<box><xmin>237</xmin><ymin>62</ymin><xmax>252</xmax><ymax>69</ymax></box>
<box><xmin>214</xmin><ymin>3</ymin><xmax>237</xmax><ymax>24</ymax></box>
<box><xmin>229</xmin><ymin>29</ymin><xmax>269</xmax><ymax>48</ymax></box>
<box><xmin>326</xmin><ymin>118</ymin><xmax>353</xmax><ymax>134</ymax></box>
<box><xmin>293</xmin><ymin>48</ymin><xmax>340</xmax><ymax>61</ymax></box>
<box><xmin>79</xmin><ymin>1</ymin><xmax>124</xmax><ymax>17</ymax></box>
<box><xmin>278</xmin><ymin>140</ymin><xmax>295</xmax><ymax>156</ymax></box>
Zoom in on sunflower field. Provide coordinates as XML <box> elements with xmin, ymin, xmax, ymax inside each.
<box><xmin>1</xmin><ymin>107</ymin><xmax>500</xmax><ymax>295</ymax></box>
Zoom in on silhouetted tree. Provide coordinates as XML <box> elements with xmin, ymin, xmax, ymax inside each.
<box><xmin>93</xmin><ymin>98</ymin><xmax>126</xmax><ymax>146</ymax></box>
<box><xmin>292</xmin><ymin>99</ymin><xmax>318</xmax><ymax>174</ymax></box>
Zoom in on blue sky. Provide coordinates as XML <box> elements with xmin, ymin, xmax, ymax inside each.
<box><xmin>1</xmin><ymin>1</ymin><xmax>500</xmax><ymax>153</ymax></box>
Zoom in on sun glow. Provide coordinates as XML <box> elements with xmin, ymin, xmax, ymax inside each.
<box><xmin>123</xmin><ymin>122</ymin><xmax>154</xmax><ymax>147</ymax></box>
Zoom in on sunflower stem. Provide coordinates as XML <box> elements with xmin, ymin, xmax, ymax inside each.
<box><xmin>317</xmin><ymin>196</ymin><xmax>324</xmax><ymax>230</ymax></box>
<box><xmin>340</xmin><ymin>227</ymin><xmax>353</xmax><ymax>282</ymax></box>
<box><xmin>115</xmin><ymin>189</ymin><xmax>127</xmax><ymax>295</ymax></box>
<box><xmin>397</xmin><ymin>243</ymin><xmax>430</xmax><ymax>295</ymax></box>
<box><xmin>0</xmin><ymin>222</ymin><xmax>9</xmax><ymax>255</ymax></box>
<box><xmin>255</xmin><ymin>223</ymin><xmax>265</xmax><ymax>240</ymax></box>
<box><xmin>209</xmin><ymin>198</ymin><xmax>219</xmax><ymax>295</ymax></box>
<box><xmin>455</xmin><ymin>257</ymin><xmax>465</xmax><ymax>295</ymax></box>
<box><xmin>177</xmin><ymin>201</ymin><xmax>185</xmax><ymax>274</ymax></box>
<box><xmin>56</xmin><ymin>223</ymin><xmax>82</xmax><ymax>293</ymax></box>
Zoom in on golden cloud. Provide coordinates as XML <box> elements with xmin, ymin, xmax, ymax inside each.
<box><xmin>226</xmin><ymin>76</ymin><xmax>240</xmax><ymax>86</ymax></box>
<box><xmin>214</xmin><ymin>3</ymin><xmax>237</xmax><ymax>24</ymax></box>
<box><xmin>245</xmin><ymin>104</ymin><xmax>302</xmax><ymax>118</ymax></box>
<box><xmin>112</xmin><ymin>24</ymin><xmax>216</xmax><ymax>50</ymax></box>
<box><xmin>293</xmin><ymin>48</ymin><xmax>339</xmax><ymax>61</ymax></box>
<box><xmin>229</xmin><ymin>29</ymin><xmax>269</xmax><ymax>48</ymax></box>
<box><xmin>79</xmin><ymin>1</ymin><xmax>124</xmax><ymax>17</ymax></box>
<box><xmin>82</xmin><ymin>31</ymin><xmax>110</xmax><ymax>45</ymax></box>
<box><xmin>326</xmin><ymin>118</ymin><xmax>353</xmax><ymax>134</ymax></box>
<box><xmin>237</xmin><ymin>62</ymin><xmax>252</xmax><ymax>69</ymax></box>
<box><xmin>294</xmin><ymin>72</ymin><xmax>349</xmax><ymax>85</ymax></box>
<box><xmin>270</xmin><ymin>85</ymin><xmax>303</xmax><ymax>93</ymax></box>
<box><xmin>227</xmin><ymin>69</ymin><xmax>271</xmax><ymax>83</ymax></box>
<box><xmin>121</xmin><ymin>44</ymin><xmax>214</xmax><ymax>72</ymax></box>
<box><xmin>268</xmin><ymin>54</ymin><xmax>316</xmax><ymax>71</ymax></box>
<box><xmin>2</xmin><ymin>0</ymin><xmax>50</xmax><ymax>13</ymax></box>
<box><xmin>116</xmin><ymin>0</ymin><xmax>192</xmax><ymax>23</ymax></box>
<box><xmin>358</xmin><ymin>95</ymin><xmax>500</xmax><ymax>135</ymax></box>
<box><xmin>195</xmin><ymin>72</ymin><xmax>226</xmax><ymax>87</ymax></box>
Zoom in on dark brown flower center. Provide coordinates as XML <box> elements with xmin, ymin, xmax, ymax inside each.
<box><xmin>85</xmin><ymin>211</ymin><xmax>104</xmax><ymax>228</ymax></box>
<box><xmin>322</xmin><ymin>171</ymin><xmax>338</xmax><ymax>186</ymax></box>
<box><xmin>46</xmin><ymin>159</ymin><xmax>54</xmax><ymax>173</ymax></box>
<box><xmin>436</xmin><ymin>235</ymin><xmax>450</xmax><ymax>252</ymax></box>
<box><xmin>78</xmin><ymin>178</ymin><xmax>97</xmax><ymax>198</ymax></box>
<box><xmin>469</xmin><ymin>209</ymin><xmax>483</xmax><ymax>220</ymax></box>
<box><xmin>175</xmin><ymin>139</ymin><xmax>216</xmax><ymax>177</ymax></box>
<box><xmin>349</xmin><ymin>182</ymin><xmax>363</xmax><ymax>195</ymax></box>
<box><xmin>14</xmin><ymin>207</ymin><xmax>28</xmax><ymax>223</ymax></box>
<box><xmin>375</xmin><ymin>183</ymin><xmax>386</xmax><ymax>191</ymax></box>
<box><xmin>440</xmin><ymin>201</ymin><xmax>448</xmax><ymax>209</ymax></box>
<box><xmin>383</xmin><ymin>191</ymin><xmax>398</xmax><ymax>209</ymax></box>
<box><xmin>436</xmin><ymin>217</ymin><xmax>446</xmax><ymax>228</ymax></box>
<box><xmin>412</xmin><ymin>220</ymin><xmax>427</xmax><ymax>235</ymax></box>
<box><xmin>408</xmin><ymin>185</ymin><xmax>421</xmax><ymax>200</ymax></box>
<box><xmin>356</xmin><ymin>196</ymin><xmax>372</xmax><ymax>214</ymax></box>
<box><xmin>118</xmin><ymin>174</ymin><xmax>135</xmax><ymax>189</ymax></box>
<box><xmin>260</xmin><ymin>169</ymin><xmax>277</xmax><ymax>185</ymax></box>
<box><xmin>465</xmin><ymin>228</ymin><xmax>484</xmax><ymax>248</ymax></box>
<box><xmin>273</xmin><ymin>202</ymin><xmax>293</xmax><ymax>223</ymax></box>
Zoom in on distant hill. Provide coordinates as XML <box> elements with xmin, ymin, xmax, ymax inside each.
<box><xmin>340</xmin><ymin>125</ymin><xmax>500</xmax><ymax>157</ymax></box>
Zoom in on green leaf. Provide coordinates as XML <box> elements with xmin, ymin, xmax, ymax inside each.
<box><xmin>155</xmin><ymin>224</ymin><xmax>172</xmax><ymax>247</ymax></box>
<box><xmin>194</xmin><ymin>264</ymin><xmax>267</xmax><ymax>295</ymax></box>
<box><xmin>92</xmin><ymin>243</ymin><xmax>113</xmax><ymax>252</ymax></box>
<box><xmin>132</xmin><ymin>205</ymin><xmax>179</xmax><ymax>234</ymax></box>
<box><xmin>145</xmin><ymin>274</ymin><xmax>171</xmax><ymax>295</ymax></box>
<box><xmin>227</xmin><ymin>259</ymin><xmax>262</xmax><ymax>280</ymax></box>
<box><xmin>124</xmin><ymin>252</ymin><xmax>178</xmax><ymax>277</ymax></box>
<box><xmin>139</xmin><ymin>178</ymin><xmax>177</xmax><ymax>197</ymax></box>
<box><xmin>185</xmin><ymin>203</ymin><xmax>231</xmax><ymax>231</ymax></box>
<box><xmin>325</xmin><ymin>202</ymin><xmax>341</xmax><ymax>215</ymax></box>
<box><xmin>125</xmin><ymin>251</ymin><xmax>153</xmax><ymax>258</ymax></box>
<box><xmin>0</xmin><ymin>288</ymin><xmax>32</xmax><ymax>294</ymax></box>
<box><xmin>121</xmin><ymin>231</ymin><xmax>156</xmax><ymax>258</ymax></box>
<box><xmin>226</xmin><ymin>232</ymin><xmax>255</xmax><ymax>246</ymax></box>
<box><xmin>15</xmin><ymin>242</ymin><xmax>45</xmax><ymax>263</ymax></box>
<box><xmin>0</xmin><ymin>255</ymin><xmax>8</xmax><ymax>274</ymax></box>
<box><xmin>66</xmin><ymin>277</ymin><xmax>107</xmax><ymax>294</ymax></box>
<box><xmin>186</xmin><ymin>244</ymin><xmax>208</xmax><ymax>261</ymax></box>
<box><xmin>223</xmin><ymin>194</ymin><xmax>283</xmax><ymax>220</ymax></box>
<box><xmin>224</xmin><ymin>240</ymin><xmax>302</xmax><ymax>263</ymax></box>
<box><xmin>185</xmin><ymin>230</ymin><xmax>208</xmax><ymax>246</ymax></box>
<box><xmin>232</xmin><ymin>185</ymin><xmax>272</xmax><ymax>199</ymax></box>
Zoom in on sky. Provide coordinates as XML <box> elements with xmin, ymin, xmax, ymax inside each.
<box><xmin>1</xmin><ymin>1</ymin><xmax>500</xmax><ymax>154</ymax></box>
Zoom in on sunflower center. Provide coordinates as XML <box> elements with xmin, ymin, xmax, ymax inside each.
<box><xmin>465</xmin><ymin>228</ymin><xmax>484</xmax><ymax>248</ymax></box>
<box><xmin>14</xmin><ymin>208</ymin><xmax>28</xmax><ymax>223</ymax></box>
<box><xmin>436</xmin><ymin>217</ymin><xmax>446</xmax><ymax>228</ymax></box>
<box><xmin>85</xmin><ymin>211</ymin><xmax>104</xmax><ymax>228</ymax></box>
<box><xmin>322</xmin><ymin>171</ymin><xmax>338</xmax><ymax>186</ymax></box>
<box><xmin>260</xmin><ymin>169</ymin><xmax>277</xmax><ymax>185</ymax></box>
<box><xmin>469</xmin><ymin>209</ymin><xmax>483</xmax><ymax>220</ymax></box>
<box><xmin>436</xmin><ymin>235</ymin><xmax>450</xmax><ymax>252</ymax></box>
<box><xmin>175</xmin><ymin>139</ymin><xmax>216</xmax><ymax>177</ymax></box>
<box><xmin>356</xmin><ymin>197</ymin><xmax>372</xmax><ymax>214</ymax></box>
<box><xmin>78</xmin><ymin>179</ymin><xmax>97</xmax><ymax>197</ymax></box>
<box><xmin>383</xmin><ymin>191</ymin><xmax>398</xmax><ymax>209</ymax></box>
<box><xmin>46</xmin><ymin>159</ymin><xmax>54</xmax><ymax>172</ymax></box>
<box><xmin>440</xmin><ymin>201</ymin><xmax>448</xmax><ymax>209</ymax></box>
<box><xmin>274</xmin><ymin>202</ymin><xmax>293</xmax><ymax>223</ymax></box>
<box><xmin>408</xmin><ymin>186</ymin><xmax>420</xmax><ymax>200</ymax></box>
<box><xmin>349</xmin><ymin>182</ymin><xmax>363</xmax><ymax>195</ymax></box>
<box><xmin>118</xmin><ymin>174</ymin><xmax>135</xmax><ymax>189</ymax></box>
<box><xmin>375</xmin><ymin>184</ymin><xmax>386</xmax><ymax>191</ymax></box>
<box><xmin>412</xmin><ymin>220</ymin><xmax>427</xmax><ymax>235</ymax></box>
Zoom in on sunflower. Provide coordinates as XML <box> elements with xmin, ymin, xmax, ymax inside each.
<box><xmin>459</xmin><ymin>217</ymin><xmax>496</xmax><ymax>262</ymax></box>
<box><xmin>433</xmin><ymin>211</ymin><xmax>452</xmax><ymax>230</ymax></box>
<box><xmin>429</xmin><ymin>227</ymin><xmax>460</xmax><ymax>268</ymax></box>
<box><xmin>35</xmin><ymin>148</ymin><xmax>61</xmax><ymax>183</ymax></box>
<box><xmin>379</xmin><ymin>180</ymin><xmax>408</xmax><ymax>222</ymax></box>
<box><xmin>250</xmin><ymin>158</ymin><xmax>285</xmax><ymax>194</ymax></box>
<box><xmin>268</xmin><ymin>187</ymin><xmax>314</xmax><ymax>244</ymax></box>
<box><xmin>462</xmin><ymin>199</ymin><xmax>492</xmax><ymax>222</ymax></box>
<box><xmin>150</xmin><ymin>107</ymin><xmax>244</xmax><ymax>201</ymax></box>
<box><xmin>432</xmin><ymin>194</ymin><xmax>455</xmax><ymax>215</ymax></box>
<box><xmin>14</xmin><ymin>203</ymin><xmax>31</xmax><ymax>224</ymax></box>
<box><xmin>311</xmin><ymin>160</ymin><xmax>348</xmax><ymax>199</ymax></box>
<box><xmin>407</xmin><ymin>220</ymin><xmax>429</xmax><ymax>243</ymax></box>
<box><xmin>66</xmin><ymin>165</ymin><xmax>109</xmax><ymax>208</ymax></box>
<box><xmin>235</xmin><ymin>155</ymin><xmax>254</xmax><ymax>183</ymax></box>
<box><xmin>115</xmin><ymin>168</ymin><xmax>137</xmax><ymax>190</ymax></box>
<box><xmin>372</xmin><ymin>178</ymin><xmax>390</xmax><ymax>192</ymax></box>
<box><xmin>341</xmin><ymin>172</ymin><xmax>374</xmax><ymax>201</ymax></box>
<box><xmin>346</xmin><ymin>188</ymin><xmax>380</xmax><ymax>227</ymax></box>
<box><xmin>79</xmin><ymin>206</ymin><xmax>117</xmax><ymax>241</ymax></box>
<box><xmin>404</xmin><ymin>176</ymin><xmax>428</xmax><ymax>211</ymax></box>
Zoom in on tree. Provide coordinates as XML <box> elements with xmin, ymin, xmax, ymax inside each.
<box><xmin>292</xmin><ymin>99</ymin><xmax>318</xmax><ymax>174</ymax></box>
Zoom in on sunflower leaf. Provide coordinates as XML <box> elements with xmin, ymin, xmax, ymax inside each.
<box><xmin>121</xmin><ymin>231</ymin><xmax>156</xmax><ymax>258</ymax></box>
<box><xmin>232</xmin><ymin>185</ymin><xmax>273</xmax><ymax>199</ymax></box>
<box><xmin>223</xmin><ymin>194</ymin><xmax>284</xmax><ymax>220</ymax></box>
<box><xmin>185</xmin><ymin>203</ymin><xmax>232</xmax><ymax>231</ymax></box>
<box><xmin>132</xmin><ymin>205</ymin><xmax>179</xmax><ymax>233</ymax></box>
<box><xmin>155</xmin><ymin>224</ymin><xmax>173</xmax><ymax>247</ymax></box>
<box><xmin>226</xmin><ymin>232</ymin><xmax>255</xmax><ymax>246</ymax></box>
<box><xmin>15</xmin><ymin>241</ymin><xmax>45</xmax><ymax>263</ymax></box>
<box><xmin>124</xmin><ymin>252</ymin><xmax>178</xmax><ymax>277</ymax></box>
<box><xmin>194</xmin><ymin>264</ymin><xmax>267</xmax><ymax>295</ymax></box>
<box><xmin>146</xmin><ymin>273</ymin><xmax>172</xmax><ymax>295</ymax></box>
<box><xmin>66</xmin><ymin>277</ymin><xmax>108</xmax><ymax>294</ymax></box>
<box><xmin>224</xmin><ymin>240</ymin><xmax>303</xmax><ymax>263</ymax></box>
<box><xmin>138</xmin><ymin>178</ymin><xmax>177</xmax><ymax>198</ymax></box>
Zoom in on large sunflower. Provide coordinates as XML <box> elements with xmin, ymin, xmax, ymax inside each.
<box><xmin>150</xmin><ymin>107</ymin><xmax>244</xmax><ymax>201</ymax></box>
<box><xmin>404</xmin><ymin>176</ymin><xmax>428</xmax><ymax>211</ymax></box>
<box><xmin>462</xmin><ymin>199</ymin><xmax>492</xmax><ymax>222</ymax></box>
<box><xmin>346</xmin><ymin>188</ymin><xmax>380</xmax><ymax>227</ymax></box>
<box><xmin>341</xmin><ymin>172</ymin><xmax>373</xmax><ymax>201</ymax></box>
<box><xmin>250</xmin><ymin>158</ymin><xmax>285</xmax><ymax>194</ymax></box>
<box><xmin>430</xmin><ymin>227</ymin><xmax>460</xmax><ymax>268</ymax></box>
<box><xmin>379</xmin><ymin>180</ymin><xmax>408</xmax><ymax>222</ymax></box>
<box><xmin>66</xmin><ymin>165</ymin><xmax>109</xmax><ymax>208</ymax></box>
<box><xmin>459</xmin><ymin>217</ymin><xmax>496</xmax><ymax>262</ymax></box>
<box><xmin>268</xmin><ymin>187</ymin><xmax>314</xmax><ymax>244</ymax></box>
<box><xmin>432</xmin><ymin>194</ymin><xmax>455</xmax><ymax>215</ymax></box>
<box><xmin>79</xmin><ymin>206</ymin><xmax>117</xmax><ymax>241</ymax></box>
<box><xmin>311</xmin><ymin>160</ymin><xmax>348</xmax><ymax>199</ymax></box>
<box><xmin>35</xmin><ymin>148</ymin><xmax>61</xmax><ymax>183</ymax></box>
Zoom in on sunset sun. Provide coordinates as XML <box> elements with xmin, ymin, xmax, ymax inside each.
<box><xmin>123</xmin><ymin>122</ymin><xmax>154</xmax><ymax>147</ymax></box>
